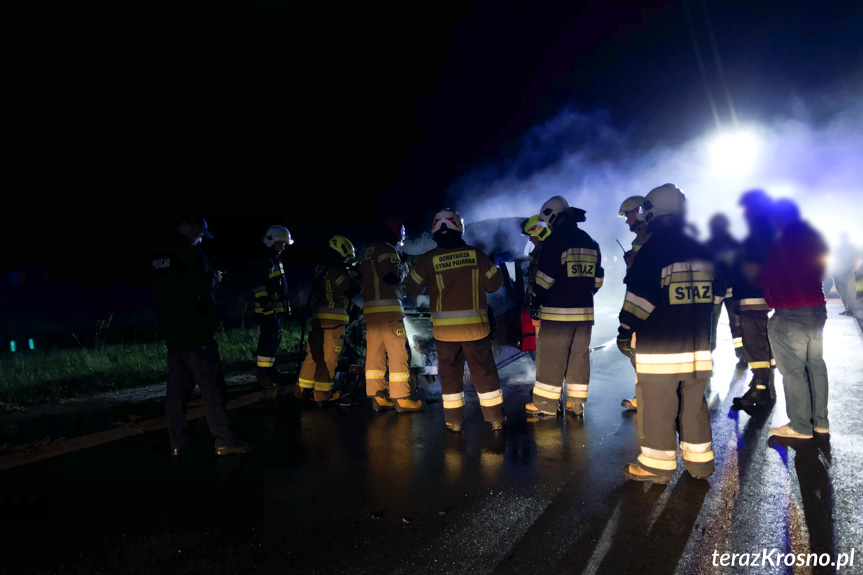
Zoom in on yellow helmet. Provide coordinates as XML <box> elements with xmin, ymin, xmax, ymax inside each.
<box><xmin>521</xmin><ymin>215</ymin><xmax>550</xmax><ymax>241</ymax></box>
<box><xmin>328</xmin><ymin>235</ymin><xmax>356</xmax><ymax>259</ymax></box>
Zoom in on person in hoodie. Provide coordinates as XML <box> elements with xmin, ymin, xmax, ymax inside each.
<box><xmin>705</xmin><ymin>213</ymin><xmax>745</xmax><ymax>364</ymax></box>
<box><xmin>762</xmin><ymin>199</ymin><xmax>830</xmax><ymax>439</ymax></box>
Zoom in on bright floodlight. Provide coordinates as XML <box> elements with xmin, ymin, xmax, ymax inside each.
<box><xmin>708</xmin><ymin>128</ymin><xmax>762</xmax><ymax>176</ymax></box>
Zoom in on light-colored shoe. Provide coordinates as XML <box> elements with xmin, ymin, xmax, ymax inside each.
<box><xmin>814</xmin><ymin>427</ymin><xmax>830</xmax><ymax>434</ymax></box>
<box><xmin>370</xmin><ymin>395</ymin><xmax>394</xmax><ymax>412</ymax></box>
<box><xmin>623</xmin><ymin>463</ymin><xmax>670</xmax><ymax>484</ymax></box>
<box><xmin>394</xmin><ymin>398</ymin><xmax>424</xmax><ymax>413</ymax></box>
<box><xmin>769</xmin><ymin>424</ymin><xmax>813</xmax><ymax>439</ymax></box>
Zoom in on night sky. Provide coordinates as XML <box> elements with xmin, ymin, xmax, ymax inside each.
<box><xmin>3</xmin><ymin>0</ymin><xmax>861</xmax><ymax>325</ymax></box>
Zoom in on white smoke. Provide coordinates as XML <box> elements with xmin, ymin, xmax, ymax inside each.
<box><xmin>448</xmin><ymin>94</ymin><xmax>863</xmax><ymax>254</ymax></box>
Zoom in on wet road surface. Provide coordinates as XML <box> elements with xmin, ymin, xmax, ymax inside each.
<box><xmin>2</xmin><ymin>304</ymin><xmax>861</xmax><ymax>574</ymax></box>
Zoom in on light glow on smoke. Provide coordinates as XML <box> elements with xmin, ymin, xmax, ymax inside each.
<box><xmin>707</xmin><ymin>128</ymin><xmax>763</xmax><ymax>177</ymax></box>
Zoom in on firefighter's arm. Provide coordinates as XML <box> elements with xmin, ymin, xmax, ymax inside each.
<box><xmin>252</xmin><ymin>260</ymin><xmax>275</xmax><ymax>316</ymax></box>
<box><xmin>406</xmin><ymin>257</ymin><xmax>429</xmax><ymax>296</ymax></box>
<box><xmin>480</xmin><ymin>252</ymin><xmax>503</xmax><ymax>293</ymax></box>
<box><xmin>617</xmin><ymin>260</ymin><xmax>658</xmax><ymax>356</ymax></box>
<box><xmin>377</xmin><ymin>245</ymin><xmax>408</xmax><ymax>286</ymax></box>
<box><xmin>530</xmin><ymin>238</ymin><xmax>559</xmax><ymax>318</ymax></box>
<box><xmin>593</xmin><ymin>244</ymin><xmax>605</xmax><ymax>294</ymax></box>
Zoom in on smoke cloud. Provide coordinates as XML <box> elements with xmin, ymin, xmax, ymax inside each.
<box><xmin>448</xmin><ymin>93</ymin><xmax>863</xmax><ymax>258</ymax></box>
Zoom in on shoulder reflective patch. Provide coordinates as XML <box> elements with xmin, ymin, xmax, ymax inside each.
<box><xmin>669</xmin><ymin>281</ymin><xmax>713</xmax><ymax>304</ymax></box>
<box><xmin>410</xmin><ymin>268</ymin><xmax>424</xmax><ymax>284</ymax></box>
<box><xmin>152</xmin><ymin>257</ymin><xmax>171</xmax><ymax>270</ymax></box>
<box><xmin>432</xmin><ymin>250</ymin><xmax>477</xmax><ymax>272</ymax></box>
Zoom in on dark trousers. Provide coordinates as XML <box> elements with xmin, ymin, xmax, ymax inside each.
<box><xmin>636</xmin><ymin>376</ymin><xmax>714</xmax><ymax>478</ymax></box>
<box><xmin>532</xmin><ymin>321</ymin><xmax>591</xmax><ymax>414</ymax></box>
<box><xmin>710</xmin><ymin>299</ymin><xmax>743</xmax><ymax>351</ymax></box>
<box><xmin>740</xmin><ymin>310</ymin><xmax>774</xmax><ymax>382</ymax></box>
<box><xmin>768</xmin><ymin>306</ymin><xmax>829</xmax><ymax>434</ymax></box>
<box><xmin>166</xmin><ymin>346</ymin><xmax>235</xmax><ymax>450</ymax></box>
<box><xmin>256</xmin><ymin>316</ymin><xmax>283</xmax><ymax>368</ymax></box>
<box><xmin>436</xmin><ymin>337</ymin><xmax>504</xmax><ymax>425</ymax></box>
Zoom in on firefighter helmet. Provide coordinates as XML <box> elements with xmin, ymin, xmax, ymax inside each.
<box><xmin>539</xmin><ymin>196</ymin><xmax>569</xmax><ymax>226</ymax></box>
<box><xmin>432</xmin><ymin>209</ymin><xmax>465</xmax><ymax>236</ymax></box>
<box><xmin>263</xmin><ymin>225</ymin><xmax>293</xmax><ymax>248</ymax></box>
<box><xmin>328</xmin><ymin>235</ymin><xmax>356</xmax><ymax>259</ymax></box>
<box><xmin>642</xmin><ymin>184</ymin><xmax>685</xmax><ymax>223</ymax></box>
<box><xmin>617</xmin><ymin>196</ymin><xmax>645</xmax><ymax>217</ymax></box>
<box><xmin>521</xmin><ymin>214</ymin><xmax>550</xmax><ymax>241</ymax></box>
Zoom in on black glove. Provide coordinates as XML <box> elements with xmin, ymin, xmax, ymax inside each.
<box><xmin>617</xmin><ymin>326</ymin><xmax>634</xmax><ymax>358</ymax></box>
<box><xmin>528</xmin><ymin>296</ymin><xmax>541</xmax><ymax>321</ymax></box>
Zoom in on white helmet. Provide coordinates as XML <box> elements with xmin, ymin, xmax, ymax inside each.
<box><xmin>641</xmin><ymin>184</ymin><xmax>685</xmax><ymax>223</ymax></box>
<box><xmin>617</xmin><ymin>195</ymin><xmax>645</xmax><ymax>217</ymax></box>
<box><xmin>432</xmin><ymin>208</ymin><xmax>465</xmax><ymax>236</ymax></box>
<box><xmin>263</xmin><ymin>225</ymin><xmax>294</xmax><ymax>248</ymax></box>
<box><xmin>539</xmin><ymin>195</ymin><xmax>569</xmax><ymax>227</ymax></box>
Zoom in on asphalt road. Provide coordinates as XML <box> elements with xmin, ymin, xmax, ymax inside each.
<box><xmin>3</xmin><ymin>304</ymin><xmax>861</xmax><ymax>575</ymax></box>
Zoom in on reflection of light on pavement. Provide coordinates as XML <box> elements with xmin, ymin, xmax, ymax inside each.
<box><xmin>582</xmin><ymin>501</ymin><xmax>623</xmax><ymax>575</ymax></box>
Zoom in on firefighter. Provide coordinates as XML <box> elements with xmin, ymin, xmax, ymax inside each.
<box><xmin>525</xmin><ymin>195</ymin><xmax>604</xmax><ymax>418</ymax></box>
<box><xmin>731</xmin><ymin>190</ymin><xmax>776</xmax><ymax>408</ymax></box>
<box><xmin>705</xmin><ymin>213</ymin><xmax>745</xmax><ymax>364</ymax></box>
<box><xmin>520</xmin><ymin>215</ymin><xmax>550</xmax><ymax>358</ymax></box>
<box><xmin>618</xmin><ymin>195</ymin><xmax>650</xmax><ymax>412</ymax></box>
<box><xmin>407</xmin><ymin>208</ymin><xmax>505</xmax><ymax>431</ymax></box>
<box><xmin>617</xmin><ymin>185</ymin><xmax>720</xmax><ymax>483</ymax></box>
<box><xmin>252</xmin><ymin>225</ymin><xmax>293</xmax><ymax>386</ymax></box>
<box><xmin>152</xmin><ymin>216</ymin><xmax>252</xmax><ymax>456</ymax></box>
<box><xmin>296</xmin><ymin>235</ymin><xmax>361</xmax><ymax>405</ymax></box>
<box><xmin>361</xmin><ymin>217</ymin><xmax>423</xmax><ymax>413</ymax></box>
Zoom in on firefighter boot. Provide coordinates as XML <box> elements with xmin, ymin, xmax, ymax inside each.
<box><xmin>733</xmin><ymin>373</ymin><xmax>772</xmax><ymax>408</ymax></box>
<box><xmin>490</xmin><ymin>416</ymin><xmax>507</xmax><ymax>431</ymax></box>
<box><xmin>525</xmin><ymin>403</ymin><xmax>556</xmax><ymax>418</ymax></box>
<box><xmin>257</xmin><ymin>366</ymin><xmax>280</xmax><ymax>388</ymax></box>
<box><xmin>293</xmin><ymin>383</ymin><xmax>312</xmax><ymax>400</ymax></box>
<box><xmin>394</xmin><ymin>398</ymin><xmax>424</xmax><ymax>413</ymax></box>
<box><xmin>623</xmin><ymin>463</ymin><xmax>670</xmax><ymax>485</ymax></box>
<box><xmin>314</xmin><ymin>390</ymin><xmax>342</xmax><ymax>407</ymax></box>
<box><xmin>621</xmin><ymin>397</ymin><xmax>638</xmax><ymax>411</ymax></box>
<box><xmin>565</xmin><ymin>400</ymin><xmax>585</xmax><ymax>417</ymax></box>
<box><xmin>370</xmin><ymin>392</ymin><xmax>394</xmax><ymax>412</ymax></box>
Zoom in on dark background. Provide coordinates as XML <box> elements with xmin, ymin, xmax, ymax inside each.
<box><xmin>2</xmin><ymin>0</ymin><xmax>861</xmax><ymax>343</ymax></box>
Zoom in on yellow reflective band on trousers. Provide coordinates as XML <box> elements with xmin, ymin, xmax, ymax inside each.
<box><xmin>257</xmin><ymin>356</ymin><xmax>275</xmax><ymax>367</ymax></box>
<box><xmin>389</xmin><ymin>372</ymin><xmax>410</xmax><ymax>382</ymax></box>
<box><xmin>681</xmin><ymin>450</ymin><xmax>715</xmax><ymax>463</ymax></box>
<box><xmin>442</xmin><ymin>392</ymin><xmax>465</xmax><ymax>409</ymax></box>
<box><xmin>749</xmin><ymin>360</ymin><xmax>772</xmax><ymax>370</ymax></box>
<box><xmin>638</xmin><ymin>454</ymin><xmax>678</xmax><ymax>471</ymax></box>
<box><xmin>314</xmin><ymin>381</ymin><xmax>334</xmax><ymax>391</ymax></box>
<box><xmin>566</xmin><ymin>383</ymin><xmax>589</xmax><ymax>399</ymax></box>
<box><xmin>298</xmin><ymin>378</ymin><xmax>315</xmax><ymax>389</ymax></box>
<box><xmin>365</xmin><ymin>370</ymin><xmax>386</xmax><ymax>379</ymax></box>
<box><xmin>533</xmin><ymin>381</ymin><xmax>561</xmax><ymax>400</ymax></box>
<box><xmin>477</xmin><ymin>389</ymin><xmax>503</xmax><ymax>407</ymax></box>
<box><xmin>636</xmin><ymin>351</ymin><xmax>712</xmax><ymax>375</ymax></box>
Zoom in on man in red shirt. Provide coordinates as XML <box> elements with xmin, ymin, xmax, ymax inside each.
<box><xmin>762</xmin><ymin>199</ymin><xmax>829</xmax><ymax>439</ymax></box>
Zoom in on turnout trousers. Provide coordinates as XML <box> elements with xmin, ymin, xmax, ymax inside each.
<box><xmin>255</xmin><ymin>316</ymin><xmax>282</xmax><ymax>369</ymax></box>
<box><xmin>740</xmin><ymin>310</ymin><xmax>774</xmax><ymax>385</ymax></box>
<box><xmin>166</xmin><ymin>345</ymin><xmax>235</xmax><ymax>451</ymax></box>
<box><xmin>768</xmin><ymin>306</ymin><xmax>829</xmax><ymax>435</ymax></box>
<box><xmin>298</xmin><ymin>324</ymin><xmax>345</xmax><ymax>401</ymax></box>
<box><xmin>635</xmin><ymin>376</ymin><xmax>714</xmax><ymax>478</ymax></box>
<box><xmin>365</xmin><ymin>319</ymin><xmax>411</xmax><ymax>400</ymax></box>
<box><xmin>531</xmin><ymin>321</ymin><xmax>591</xmax><ymax>414</ymax></box>
<box><xmin>436</xmin><ymin>336</ymin><xmax>504</xmax><ymax>426</ymax></box>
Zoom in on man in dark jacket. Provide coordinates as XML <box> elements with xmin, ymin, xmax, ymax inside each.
<box><xmin>153</xmin><ymin>217</ymin><xmax>252</xmax><ymax>456</ymax></box>
<box><xmin>762</xmin><ymin>199</ymin><xmax>830</xmax><ymax>439</ymax></box>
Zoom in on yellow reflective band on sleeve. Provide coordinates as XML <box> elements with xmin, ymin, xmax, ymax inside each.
<box><xmin>535</xmin><ymin>270</ymin><xmax>555</xmax><ymax>289</ymax></box>
<box><xmin>638</xmin><ymin>454</ymin><xmax>678</xmax><ymax>471</ymax></box>
<box><xmin>770</xmin><ymin>358</ymin><xmax>775</xmax><ymax>367</ymax></box>
<box><xmin>594</xmin><ymin>276</ymin><xmax>604</xmax><ymax>288</ymax></box>
<box><xmin>749</xmin><ymin>361</ymin><xmax>772</xmax><ymax>369</ymax></box>
<box><xmin>622</xmin><ymin>300</ymin><xmax>651</xmax><ymax>320</ymax></box>
<box><xmin>732</xmin><ymin>337</ymin><xmax>743</xmax><ymax>348</ymax></box>
<box><xmin>268</xmin><ymin>270</ymin><xmax>282</xmax><ymax>278</ymax></box>
<box><xmin>410</xmin><ymin>269</ymin><xmax>424</xmax><ymax>284</ymax></box>
<box><xmin>536</xmin><ymin>276</ymin><xmax>553</xmax><ymax>289</ymax></box>
<box><xmin>755</xmin><ymin>384</ymin><xmax>768</xmax><ymax>390</ymax></box>
<box><xmin>725</xmin><ymin>287</ymin><xmax>733</xmax><ymax>298</ymax></box>
<box><xmin>254</xmin><ymin>290</ymin><xmax>268</xmax><ymax>298</ymax></box>
<box><xmin>298</xmin><ymin>378</ymin><xmax>315</xmax><ymax>389</ymax></box>
<box><xmin>274</xmin><ymin>306</ymin><xmax>286</xmax><ymax>312</ymax></box>
<box><xmin>378</xmin><ymin>252</ymin><xmax>396</xmax><ymax>263</ymax></box>
<box><xmin>262</xmin><ymin>310</ymin><xmax>275</xmax><ymax>316</ymax></box>
<box><xmin>681</xmin><ymin>450</ymin><xmax>715</xmax><ymax>463</ymax></box>
<box><xmin>714</xmin><ymin>295</ymin><xmax>724</xmax><ymax>305</ymax></box>
<box><xmin>485</xmin><ymin>266</ymin><xmax>499</xmax><ymax>279</ymax></box>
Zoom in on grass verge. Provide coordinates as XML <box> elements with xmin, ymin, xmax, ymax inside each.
<box><xmin>0</xmin><ymin>322</ymin><xmax>305</xmax><ymax>412</ymax></box>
